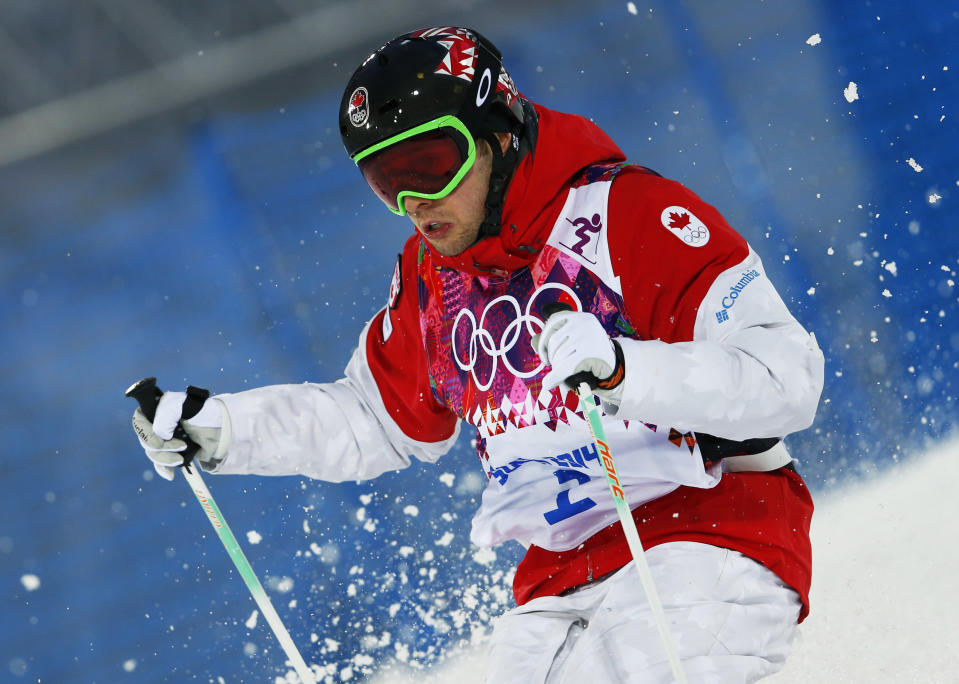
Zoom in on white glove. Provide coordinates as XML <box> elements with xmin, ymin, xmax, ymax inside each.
<box><xmin>132</xmin><ymin>391</ymin><xmax>226</xmax><ymax>481</ymax></box>
<box><xmin>533</xmin><ymin>310</ymin><xmax>625</xmax><ymax>399</ymax></box>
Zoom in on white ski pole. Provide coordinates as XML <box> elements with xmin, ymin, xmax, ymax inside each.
<box><xmin>577</xmin><ymin>383</ymin><xmax>688</xmax><ymax>684</ymax></box>
<box><xmin>126</xmin><ymin>378</ymin><xmax>316</xmax><ymax>684</ymax></box>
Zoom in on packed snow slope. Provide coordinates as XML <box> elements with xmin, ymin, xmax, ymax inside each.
<box><xmin>371</xmin><ymin>438</ymin><xmax>959</xmax><ymax>683</ymax></box>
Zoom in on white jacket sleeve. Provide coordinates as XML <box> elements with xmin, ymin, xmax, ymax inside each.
<box><xmin>205</xmin><ymin>320</ymin><xmax>460</xmax><ymax>481</ymax></box>
<box><xmin>615</xmin><ymin>247</ymin><xmax>824</xmax><ymax>440</ymax></box>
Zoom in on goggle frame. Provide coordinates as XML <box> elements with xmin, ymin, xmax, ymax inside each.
<box><xmin>353</xmin><ymin>115</ymin><xmax>477</xmax><ymax>216</ymax></box>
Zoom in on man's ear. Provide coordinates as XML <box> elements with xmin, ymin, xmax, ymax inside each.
<box><xmin>494</xmin><ymin>131</ymin><xmax>512</xmax><ymax>155</ymax></box>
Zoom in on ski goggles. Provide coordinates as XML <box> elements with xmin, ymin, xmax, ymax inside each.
<box><xmin>352</xmin><ymin>116</ymin><xmax>476</xmax><ymax>216</ymax></box>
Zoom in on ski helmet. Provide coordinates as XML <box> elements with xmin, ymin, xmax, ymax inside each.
<box><xmin>339</xmin><ymin>26</ymin><xmax>525</xmax><ymax>217</ymax></box>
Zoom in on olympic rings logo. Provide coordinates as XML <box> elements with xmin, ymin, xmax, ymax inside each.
<box><xmin>451</xmin><ymin>283</ymin><xmax>582</xmax><ymax>391</ymax></box>
<box><xmin>683</xmin><ymin>226</ymin><xmax>709</xmax><ymax>244</ymax></box>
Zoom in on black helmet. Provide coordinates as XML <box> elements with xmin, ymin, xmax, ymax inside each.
<box><xmin>339</xmin><ymin>26</ymin><xmax>525</xmax><ymax>161</ymax></box>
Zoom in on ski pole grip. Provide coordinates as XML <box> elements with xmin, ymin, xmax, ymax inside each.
<box><xmin>125</xmin><ymin>376</ymin><xmax>163</xmax><ymax>422</ymax></box>
<box><xmin>125</xmin><ymin>376</ymin><xmax>204</xmax><ymax>469</ymax></box>
<box><xmin>542</xmin><ymin>301</ymin><xmax>573</xmax><ymax>319</ymax></box>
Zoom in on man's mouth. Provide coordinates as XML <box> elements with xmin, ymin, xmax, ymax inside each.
<box><xmin>420</xmin><ymin>221</ymin><xmax>452</xmax><ymax>239</ymax></box>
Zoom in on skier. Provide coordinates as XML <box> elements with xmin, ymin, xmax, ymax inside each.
<box><xmin>133</xmin><ymin>26</ymin><xmax>825</xmax><ymax>682</ymax></box>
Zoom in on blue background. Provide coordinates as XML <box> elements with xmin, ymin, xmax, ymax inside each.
<box><xmin>1</xmin><ymin>1</ymin><xmax>956</xmax><ymax>681</ymax></box>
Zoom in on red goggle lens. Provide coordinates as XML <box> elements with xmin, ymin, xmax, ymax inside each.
<box><xmin>357</xmin><ymin>130</ymin><xmax>468</xmax><ymax>212</ymax></box>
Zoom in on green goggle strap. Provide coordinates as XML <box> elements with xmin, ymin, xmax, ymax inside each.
<box><xmin>352</xmin><ymin>115</ymin><xmax>476</xmax><ymax>216</ymax></box>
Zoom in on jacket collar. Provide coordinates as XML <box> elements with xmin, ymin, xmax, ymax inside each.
<box><xmin>425</xmin><ymin>101</ymin><xmax>626</xmax><ymax>277</ymax></box>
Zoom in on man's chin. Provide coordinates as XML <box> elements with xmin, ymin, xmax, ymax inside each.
<box><xmin>429</xmin><ymin>240</ymin><xmax>462</xmax><ymax>257</ymax></box>
<box><xmin>422</xmin><ymin>233</ymin><xmax>466</xmax><ymax>257</ymax></box>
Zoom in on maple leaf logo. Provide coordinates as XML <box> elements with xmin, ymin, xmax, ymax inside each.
<box><xmin>668</xmin><ymin>211</ymin><xmax>691</xmax><ymax>230</ymax></box>
<box><xmin>660</xmin><ymin>206</ymin><xmax>710</xmax><ymax>247</ymax></box>
<box><xmin>347</xmin><ymin>87</ymin><xmax>370</xmax><ymax>126</ymax></box>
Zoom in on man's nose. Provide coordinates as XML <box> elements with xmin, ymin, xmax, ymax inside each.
<box><xmin>404</xmin><ymin>196</ymin><xmax>433</xmax><ymax>215</ymax></box>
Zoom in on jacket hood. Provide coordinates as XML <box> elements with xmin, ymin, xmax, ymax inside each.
<box><xmin>427</xmin><ymin>101</ymin><xmax>626</xmax><ymax>276</ymax></box>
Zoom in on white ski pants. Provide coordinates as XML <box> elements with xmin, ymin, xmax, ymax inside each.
<box><xmin>485</xmin><ymin>542</ymin><xmax>801</xmax><ymax>683</ymax></box>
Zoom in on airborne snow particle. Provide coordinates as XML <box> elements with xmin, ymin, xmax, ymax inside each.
<box><xmin>439</xmin><ymin>472</ymin><xmax>455</xmax><ymax>487</ymax></box>
<box><xmin>435</xmin><ymin>532</ymin><xmax>455</xmax><ymax>546</ymax></box>
<box><xmin>882</xmin><ymin>289</ymin><xmax>892</xmax><ymax>298</ymax></box>
<box><xmin>928</xmin><ymin>192</ymin><xmax>942</xmax><ymax>204</ymax></box>
<box><xmin>266</xmin><ymin>576</ymin><xmax>295</xmax><ymax>593</ymax></box>
<box><xmin>246</xmin><ymin>530</ymin><xmax>262</xmax><ymax>545</ymax></box>
<box><xmin>884</xmin><ymin>261</ymin><xmax>898</xmax><ymax>276</ymax></box>
<box><xmin>122</xmin><ymin>659</ymin><xmax>137</xmax><ymax>672</ymax></box>
<box><xmin>354</xmin><ymin>654</ymin><xmax>375</xmax><ymax>668</ymax></box>
<box><xmin>806</xmin><ymin>33</ymin><xmax>822</xmax><ymax>45</ymax></box>
<box><xmin>626</xmin><ymin>2</ymin><xmax>638</xmax><ymax>14</ymax></box>
<box><xmin>472</xmin><ymin>547</ymin><xmax>497</xmax><ymax>565</ymax></box>
<box><xmin>456</xmin><ymin>470</ymin><xmax>485</xmax><ymax>494</ymax></box>
<box><xmin>395</xmin><ymin>642</ymin><xmax>410</xmax><ymax>662</ymax></box>
<box><xmin>20</xmin><ymin>574</ymin><xmax>40</xmax><ymax>591</ymax></box>
<box><xmin>906</xmin><ymin>157</ymin><xmax>923</xmax><ymax>172</ymax></box>
<box><xmin>844</xmin><ymin>81</ymin><xmax>859</xmax><ymax>103</ymax></box>
<box><xmin>402</xmin><ymin>505</ymin><xmax>419</xmax><ymax>517</ymax></box>
<box><xmin>245</xmin><ymin>610</ymin><xmax>258</xmax><ymax>629</ymax></box>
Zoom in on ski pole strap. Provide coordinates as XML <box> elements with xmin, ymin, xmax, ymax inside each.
<box><xmin>595</xmin><ymin>339</ymin><xmax>625</xmax><ymax>390</ymax></box>
<box><xmin>170</xmin><ymin>385</ymin><xmax>209</xmax><ymax>471</ymax></box>
<box><xmin>181</xmin><ymin>385</ymin><xmax>210</xmax><ymax>420</ymax></box>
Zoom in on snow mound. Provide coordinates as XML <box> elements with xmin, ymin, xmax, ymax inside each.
<box><xmin>770</xmin><ymin>437</ymin><xmax>959</xmax><ymax>681</ymax></box>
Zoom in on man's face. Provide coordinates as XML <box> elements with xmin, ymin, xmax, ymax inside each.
<box><xmin>403</xmin><ymin>137</ymin><xmax>505</xmax><ymax>257</ymax></box>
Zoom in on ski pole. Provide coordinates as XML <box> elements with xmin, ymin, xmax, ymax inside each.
<box><xmin>126</xmin><ymin>378</ymin><xmax>316</xmax><ymax>684</ymax></box>
<box><xmin>577</xmin><ymin>384</ymin><xmax>688</xmax><ymax>683</ymax></box>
